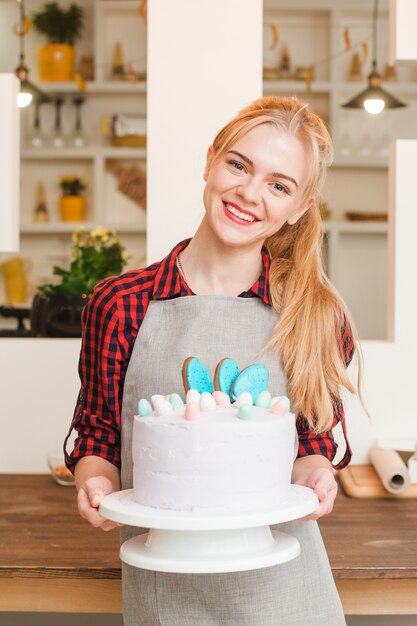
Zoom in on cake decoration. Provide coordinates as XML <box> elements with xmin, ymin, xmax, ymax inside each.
<box><xmin>169</xmin><ymin>393</ymin><xmax>184</xmax><ymax>410</ymax></box>
<box><xmin>153</xmin><ymin>397</ymin><xmax>173</xmax><ymax>416</ymax></box>
<box><xmin>235</xmin><ymin>391</ymin><xmax>253</xmax><ymax>407</ymax></box>
<box><xmin>184</xmin><ymin>403</ymin><xmax>201</xmax><ymax>420</ymax></box>
<box><xmin>213</xmin><ymin>357</ymin><xmax>240</xmax><ymax>400</ymax></box>
<box><xmin>238</xmin><ymin>404</ymin><xmax>254</xmax><ymax>420</ymax></box>
<box><xmin>138</xmin><ymin>398</ymin><xmax>152</xmax><ymax>417</ymax></box>
<box><xmin>271</xmin><ymin>397</ymin><xmax>290</xmax><ymax>416</ymax></box>
<box><xmin>182</xmin><ymin>356</ymin><xmax>213</xmax><ymax>394</ymax></box>
<box><xmin>256</xmin><ymin>390</ymin><xmax>272</xmax><ymax>408</ymax></box>
<box><xmin>186</xmin><ymin>389</ymin><xmax>201</xmax><ymax>405</ymax></box>
<box><xmin>212</xmin><ymin>390</ymin><xmax>230</xmax><ymax>405</ymax></box>
<box><xmin>137</xmin><ymin>358</ymin><xmax>289</xmax><ymax>422</ymax></box>
<box><xmin>200</xmin><ymin>392</ymin><xmax>217</xmax><ymax>411</ymax></box>
<box><xmin>230</xmin><ymin>364</ymin><xmax>269</xmax><ymax>403</ymax></box>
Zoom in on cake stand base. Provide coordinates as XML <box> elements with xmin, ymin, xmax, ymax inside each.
<box><xmin>121</xmin><ymin>527</ymin><xmax>300</xmax><ymax>573</ymax></box>
<box><xmin>100</xmin><ymin>485</ymin><xmax>318</xmax><ymax>574</ymax></box>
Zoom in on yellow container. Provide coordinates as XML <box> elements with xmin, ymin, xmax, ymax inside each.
<box><xmin>1</xmin><ymin>257</ymin><xmax>30</xmax><ymax>304</ymax></box>
<box><xmin>60</xmin><ymin>196</ymin><xmax>86</xmax><ymax>222</ymax></box>
<box><xmin>38</xmin><ymin>44</ymin><xmax>75</xmax><ymax>82</ymax></box>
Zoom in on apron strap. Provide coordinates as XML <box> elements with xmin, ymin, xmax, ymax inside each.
<box><xmin>332</xmin><ymin>414</ymin><xmax>352</xmax><ymax>470</ymax></box>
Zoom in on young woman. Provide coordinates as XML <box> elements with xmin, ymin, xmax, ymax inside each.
<box><xmin>66</xmin><ymin>96</ymin><xmax>358</xmax><ymax>625</ymax></box>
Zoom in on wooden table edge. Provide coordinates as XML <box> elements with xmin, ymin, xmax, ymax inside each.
<box><xmin>1</xmin><ymin>573</ymin><xmax>417</xmax><ymax>615</ymax></box>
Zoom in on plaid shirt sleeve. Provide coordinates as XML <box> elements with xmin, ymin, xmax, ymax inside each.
<box><xmin>296</xmin><ymin>311</ymin><xmax>354</xmax><ymax>470</ymax></box>
<box><xmin>64</xmin><ymin>241</ymin><xmax>190</xmax><ymax>474</ymax></box>
<box><xmin>64</xmin><ymin>277</ymin><xmax>126</xmax><ymax>472</ymax></box>
<box><xmin>64</xmin><ymin>267</ymin><xmax>159</xmax><ymax>472</ymax></box>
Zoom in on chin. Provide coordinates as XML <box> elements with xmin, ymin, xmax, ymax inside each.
<box><xmin>216</xmin><ymin>226</ymin><xmax>262</xmax><ymax>249</ymax></box>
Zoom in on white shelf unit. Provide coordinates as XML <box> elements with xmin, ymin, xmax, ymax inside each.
<box><xmin>10</xmin><ymin>0</ymin><xmax>147</xmax><ymax>307</ymax></box>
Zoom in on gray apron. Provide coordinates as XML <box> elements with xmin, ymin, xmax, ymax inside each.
<box><xmin>120</xmin><ymin>296</ymin><xmax>345</xmax><ymax>626</ymax></box>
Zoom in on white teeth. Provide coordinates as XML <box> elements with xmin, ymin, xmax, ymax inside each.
<box><xmin>225</xmin><ymin>203</ymin><xmax>256</xmax><ymax>222</ymax></box>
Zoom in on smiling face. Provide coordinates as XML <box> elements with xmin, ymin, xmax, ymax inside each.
<box><xmin>203</xmin><ymin>123</ymin><xmax>312</xmax><ymax>250</ymax></box>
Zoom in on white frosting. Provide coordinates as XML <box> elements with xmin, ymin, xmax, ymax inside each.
<box><xmin>132</xmin><ymin>404</ymin><xmax>295</xmax><ymax>512</ymax></box>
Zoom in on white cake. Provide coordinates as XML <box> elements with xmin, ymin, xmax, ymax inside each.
<box><xmin>132</xmin><ymin>398</ymin><xmax>296</xmax><ymax>512</ymax></box>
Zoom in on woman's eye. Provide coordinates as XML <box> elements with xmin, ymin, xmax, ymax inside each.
<box><xmin>229</xmin><ymin>160</ymin><xmax>245</xmax><ymax>172</ymax></box>
<box><xmin>272</xmin><ymin>182</ymin><xmax>288</xmax><ymax>194</ymax></box>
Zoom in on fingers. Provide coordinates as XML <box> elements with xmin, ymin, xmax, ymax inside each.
<box><xmin>302</xmin><ymin>468</ymin><xmax>338</xmax><ymax>521</ymax></box>
<box><xmin>77</xmin><ymin>476</ymin><xmax>121</xmax><ymax>531</ymax></box>
<box><xmin>302</xmin><ymin>487</ymin><xmax>337</xmax><ymax>521</ymax></box>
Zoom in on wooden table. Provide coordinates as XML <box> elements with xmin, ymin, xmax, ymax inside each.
<box><xmin>1</xmin><ymin>475</ymin><xmax>417</xmax><ymax>615</ymax></box>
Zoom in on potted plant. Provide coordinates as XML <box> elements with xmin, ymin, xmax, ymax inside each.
<box><xmin>59</xmin><ymin>175</ymin><xmax>87</xmax><ymax>221</ymax></box>
<box><xmin>31</xmin><ymin>226</ymin><xmax>129</xmax><ymax>337</ymax></box>
<box><xmin>32</xmin><ymin>2</ymin><xmax>85</xmax><ymax>81</ymax></box>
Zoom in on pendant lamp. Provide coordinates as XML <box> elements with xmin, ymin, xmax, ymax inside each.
<box><xmin>342</xmin><ymin>0</ymin><xmax>406</xmax><ymax>114</ymax></box>
<box><xmin>15</xmin><ymin>0</ymin><xmax>51</xmax><ymax>108</ymax></box>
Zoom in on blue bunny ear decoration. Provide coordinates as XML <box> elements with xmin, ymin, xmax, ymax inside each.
<box><xmin>213</xmin><ymin>358</ymin><xmax>240</xmax><ymax>401</ymax></box>
<box><xmin>231</xmin><ymin>364</ymin><xmax>269</xmax><ymax>404</ymax></box>
<box><xmin>182</xmin><ymin>356</ymin><xmax>213</xmax><ymax>394</ymax></box>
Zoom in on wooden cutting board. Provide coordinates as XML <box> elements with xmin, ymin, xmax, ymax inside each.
<box><xmin>338</xmin><ymin>464</ymin><xmax>417</xmax><ymax>498</ymax></box>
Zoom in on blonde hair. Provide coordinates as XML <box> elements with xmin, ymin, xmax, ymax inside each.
<box><xmin>211</xmin><ymin>96</ymin><xmax>360</xmax><ymax>432</ymax></box>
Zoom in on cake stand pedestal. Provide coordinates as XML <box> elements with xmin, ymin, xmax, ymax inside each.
<box><xmin>100</xmin><ymin>485</ymin><xmax>318</xmax><ymax>574</ymax></box>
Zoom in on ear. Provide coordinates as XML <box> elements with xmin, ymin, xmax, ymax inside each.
<box><xmin>287</xmin><ymin>197</ymin><xmax>314</xmax><ymax>225</ymax></box>
<box><xmin>203</xmin><ymin>145</ymin><xmax>215</xmax><ymax>181</ymax></box>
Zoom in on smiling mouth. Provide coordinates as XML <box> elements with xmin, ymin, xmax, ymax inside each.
<box><xmin>223</xmin><ymin>202</ymin><xmax>259</xmax><ymax>223</ymax></box>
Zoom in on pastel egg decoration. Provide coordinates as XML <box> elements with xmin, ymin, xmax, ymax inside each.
<box><xmin>186</xmin><ymin>389</ymin><xmax>201</xmax><ymax>405</ymax></box>
<box><xmin>212</xmin><ymin>390</ymin><xmax>230</xmax><ymax>406</ymax></box>
<box><xmin>138</xmin><ymin>398</ymin><xmax>152</xmax><ymax>417</ymax></box>
<box><xmin>271</xmin><ymin>398</ymin><xmax>290</xmax><ymax>416</ymax></box>
<box><xmin>154</xmin><ymin>398</ymin><xmax>173</xmax><ymax>416</ymax></box>
<box><xmin>169</xmin><ymin>393</ymin><xmax>184</xmax><ymax>410</ymax></box>
<box><xmin>182</xmin><ymin>356</ymin><xmax>213</xmax><ymax>394</ymax></box>
<box><xmin>151</xmin><ymin>394</ymin><xmax>165</xmax><ymax>404</ymax></box>
<box><xmin>279</xmin><ymin>396</ymin><xmax>290</xmax><ymax>411</ymax></box>
<box><xmin>213</xmin><ymin>357</ymin><xmax>240</xmax><ymax>401</ymax></box>
<box><xmin>231</xmin><ymin>364</ymin><xmax>268</xmax><ymax>404</ymax></box>
<box><xmin>238</xmin><ymin>404</ymin><xmax>254</xmax><ymax>420</ymax></box>
<box><xmin>235</xmin><ymin>391</ymin><xmax>253</xmax><ymax>407</ymax></box>
<box><xmin>185</xmin><ymin>403</ymin><xmax>201</xmax><ymax>421</ymax></box>
<box><xmin>200</xmin><ymin>392</ymin><xmax>217</xmax><ymax>411</ymax></box>
<box><xmin>255</xmin><ymin>390</ymin><xmax>271</xmax><ymax>408</ymax></box>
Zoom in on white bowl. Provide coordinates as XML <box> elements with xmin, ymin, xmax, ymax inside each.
<box><xmin>47</xmin><ymin>452</ymin><xmax>75</xmax><ymax>486</ymax></box>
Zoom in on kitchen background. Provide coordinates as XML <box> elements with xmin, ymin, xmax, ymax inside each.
<box><xmin>1</xmin><ymin>1</ymin><xmax>417</xmax><ymax>624</ymax></box>
<box><xmin>1</xmin><ymin>0</ymin><xmax>417</xmax><ymax>340</ymax></box>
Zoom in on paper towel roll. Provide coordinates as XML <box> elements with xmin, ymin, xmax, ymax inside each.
<box><xmin>370</xmin><ymin>443</ymin><xmax>411</xmax><ymax>494</ymax></box>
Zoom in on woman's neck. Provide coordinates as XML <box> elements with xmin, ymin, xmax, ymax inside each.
<box><xmin>179</xmin><ymin>220</ymin><xmax>264</xmax><ymax>296</ymax></box>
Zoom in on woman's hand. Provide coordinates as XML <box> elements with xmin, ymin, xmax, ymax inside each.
<box><xmin>291</xmin><ymin>454</ymin><xmax>338</xmax><ymax>521</ymax></box>
<box><xmin>299</xmin><ymin>467</ymin><xmax>338</xmax><ymax>521</ymax></box>
<box><xmin>77</xmin><ymin>475</ymin><xmax>119</xmax><ymax>531</ymax></box>
<box><xmin>74</xmin><ymin>456</ymin><xmax>121</xmax><ymax>531</ymax></box>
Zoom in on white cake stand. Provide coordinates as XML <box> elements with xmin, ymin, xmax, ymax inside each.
<box><xmin>100</xmin><ymin>485</ymin><xmax>318</xmax><ymax>574</ymax></box>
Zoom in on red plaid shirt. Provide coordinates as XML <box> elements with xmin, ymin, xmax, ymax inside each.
<box><xmin>65</xmin><ymin>238</ymin><xmax>353</xmax><ymax>473</ymax></box>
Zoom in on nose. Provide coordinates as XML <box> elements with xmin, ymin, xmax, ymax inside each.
<box><xmin>237</xmin><ymin>175</ymin><xmax>263</xmax><ymax>205</ymax></box>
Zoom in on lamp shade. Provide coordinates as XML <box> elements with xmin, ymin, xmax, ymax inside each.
<box><xmin>342</xmin><ymin>83</ymin><xmax>407</xmax><ymax>111</ymax></box>
<box><xmin>342</xmin><ymin>62</ymin><xmax>406</xmax><ymax>113</ymax></box>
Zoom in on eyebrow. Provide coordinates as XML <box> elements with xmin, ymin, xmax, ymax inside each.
<box><xmin>227</xmin><ymin>150</ymin><xmax>299</xmax><ymax>189</ymax></box>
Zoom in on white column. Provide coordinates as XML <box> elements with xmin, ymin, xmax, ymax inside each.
<box><xmin>0</xmin><ymin>74</ymin><xmax>19</xmax><ymax>253</ymax></box>
<box><xmin>147</xmin><ymin>0</ymin><xmax>263</xmax><ymax>263</ymax></box>
<box><xmin>389</xmin><ymin>0</ymin><xmax>417</xmax><ymax>64</ymax></box>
